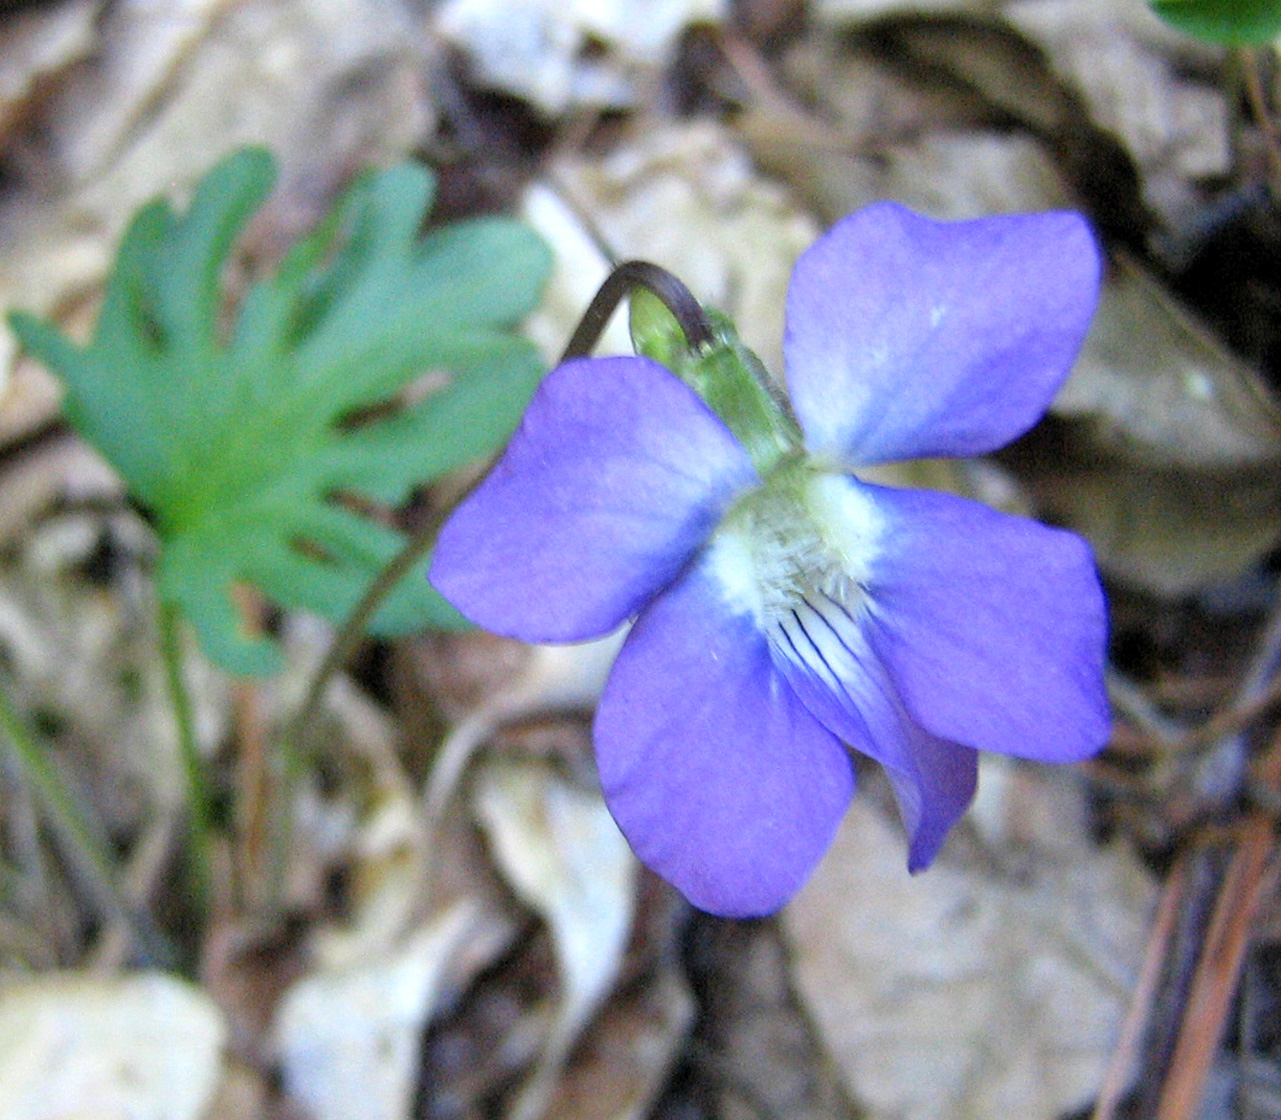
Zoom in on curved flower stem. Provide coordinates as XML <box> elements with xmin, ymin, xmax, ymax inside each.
<box><xmin>265</xmin><ymin>506</ymin><xmax>449</xmax><ymax>912</ymax></box>
<box><xmin>0</xmin><ymin>676</ymin><xmax>171</xmax><ymax>964</ymax></box>
<box><xmin>560</xmin><ymin>260</ymin><xmax>715</xmax><ymax>362</ymax></box>
<box><xmin>158</xmin><ymin>600</ymin><xmax>213</xmax><ymax>919</ymax></box>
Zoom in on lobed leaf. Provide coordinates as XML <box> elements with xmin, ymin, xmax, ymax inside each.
<box><xmin>10</xmin><ymin>147</ymin><xmax>551</xmax><ymax>675</ymax></box>
<box><xmin>1150</xmin><ymin>0</ymin><xmax>1281</xmax><ymax>44</ymax></box>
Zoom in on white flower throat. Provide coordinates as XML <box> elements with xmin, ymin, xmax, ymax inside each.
<box><xmin>669</xmin><ymin>314</ymin><xmax>881</xmax><ymax>633</ymax></box>
<box><xmin>708</xmin><ymin>459</ymin><xmax>883</xmax><ymax>628</ymax></box>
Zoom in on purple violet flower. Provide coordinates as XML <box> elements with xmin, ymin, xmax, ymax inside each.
<box><xmin>430</xmin><ymin>201</ymin><xmax>1110</xmax><ymax>917</ymax></box>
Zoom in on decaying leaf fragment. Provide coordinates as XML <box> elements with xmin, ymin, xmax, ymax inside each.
<box><xmin>1034</xmin><ymin>254</ymin><xmax>1281</xmax><ymax>595</ymax></box>
<box><xmin>537</xmin><ymin>965</ymin><xmax>694</xmax><ymax>1120</ymax></box>
<box><xmin>0</xmin><ymin>972</ymin><xmax>226</xmax><ymax>1120</ymax></box>
<box><xmin>0</xmin><ymin>0</ymin><xmax>439</xmax><ymax>414</ymax></box>
<box><xmin>274</xmin><ymin>902</ymin><xmax>483</xmax><ymax>1120</ymax></box>
<box><xmin>784</xmin><ymin>767</ymin><xmax>1156</xmax><ymax>1120</ymax></box>
<box><xmin>474</xmin><ymin>757</ymin><xmax>637</xmax><ymax>1120</ymax></box>
<box><xmin>0</xmin><ymin>0</ymin><xmax>98</xmax><ymax>149</ymax></box>
<box><xmin>1058</xmin><ymin>256</ymin><xmax>1281</xmax><ymax>467</ymax></box>
<box><xmin>435</xmin><ymin>0</ymin><xmax>727</xmax><ymax>114</ymax></box>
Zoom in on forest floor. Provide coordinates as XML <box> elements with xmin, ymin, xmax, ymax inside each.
<box><xmin>0</xmin><ymin>1</ymin><xmax>1280</xmax><ymax>1118</ymax></box>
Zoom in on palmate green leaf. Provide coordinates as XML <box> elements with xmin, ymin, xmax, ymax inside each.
<box><xmin>10</xmin><ymin>148</ymin><xmax>551</xmax><ymax>675</ymax></box>
<box><xmin>1150</xmin><ymin>0</ymin><xmax>1281</xmax><ymax>44</ymax></box>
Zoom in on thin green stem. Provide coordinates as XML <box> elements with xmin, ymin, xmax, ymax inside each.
<box><xmin>157</xmin><ymin>600</ymin><xmax>213</xmax><ymax>919</ymax></box>
<box><xmin>265</xmin><ymin>506</ymin><xmax>449</xmax><ymax>912</ymax></box>
<box><xmin>0</xmin><ymin>676</ymin><xmax>171</xmax><ymax>964</ymax></box>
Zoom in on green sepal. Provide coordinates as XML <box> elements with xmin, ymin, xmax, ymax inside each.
<box><xmin>629</xmin><ymin>286</ymin><xmax>690</xmax><ymax>371</ymax></box>
<box><xmin>630</xmin><ymin>294</ymin><xmax>802</xmax><ymax>477</ymax></box>
<box><xmin>684</xmin><ymin>317</ymin><xmax>804</xmax><ymax>477</ymax></box>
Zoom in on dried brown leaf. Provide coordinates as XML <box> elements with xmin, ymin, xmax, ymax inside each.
<box><xmin>1</xmin><ymin>0</ymin><xmax>437</xmax><ymax>386</ymax></box>
<box><xmin>784</xmin><ymin>768</ymin><xmax>1156</xmax><ymax>1120</ymax></box>
<box><xmin>547</xmin><ymin>120</ymin><xmax>819</xmax><ymax>374</ymax></box>
<box><xmin>687</xmin><ymin>918</ymin><xmax>855</xmax><ymax>1120</ymax></box>
<box><xmin>742</xmin><ymin>24</ymin><xmax>1084</xmax><ymax>224</ymax></box>
<box><xmin>474</xmin><ymin>757</ymin><xmax>637</xmax><ymax>1120</ymax></box>
<box><xmin>1027</xmin><ymin>458</ymin><xmax>1281</xmax><ymax>596</ymax></box>
<box><xmin>1058</xmin><ymin>255</ymin><xmax>1281</xmax><ymax>469</ymax></box>
<box><xmin>0</xmin><ymin>972</ymin><xmax>226</xmax><ymax>1120</ymax></box>
<box><xmin>39</xmin><ymin>0</ymin><xmax>231</xmax><ymax>185</ymax></box>
<box><xmin>0</xmin><ymin>0</ymin><xmax>98</xmax><ymax>149</ymax></box>
<box><xmin>1027</xmin><ymin>256</ymin><xmax>1281</xmax><ymax>594</ymax></box>
<box><xmin>542</xmin><ymin>965</ymin><xmax>695</xmax><ymax>1120</ymax></box>
<box><xmin>434</xmin><ymin>0</ymin><xmax>727</xmax><ymax>114</ymax></box>
<box><xmin>1008</xmin><ymin>0</ymin><xmax>1231</xmax><ymax>209</ymax></box>
<box><xmin>274</xmin><ymin>901</ymin><xmax>486</xmax><ymax>1120</ymax></box>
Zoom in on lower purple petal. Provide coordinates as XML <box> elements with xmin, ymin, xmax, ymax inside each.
<box><xmin>594</xmin><ymin>556</ymin><xmax>855</xmax><ymax>918</ymax></box>
<box><xmin>888</xmin><ymin>727</ymin><xmax>978</xmax><ymax>872</ymax></box>
<box><xmin>863</xmin><ymin>484</ymin><xmax>1110</xmax><ymax>763</ymax></box>
<box><xmin>768</xmin><ymin>596</ymin><xmax>976</xmax><ymax>870</ymax></box>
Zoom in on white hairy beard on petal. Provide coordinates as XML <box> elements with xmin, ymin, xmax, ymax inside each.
<box><xmin>705</xmin><ymin>463</ymin><xmax>883</xmax><ymax>634</ymax></box>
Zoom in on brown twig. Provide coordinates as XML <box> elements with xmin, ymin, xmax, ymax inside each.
<box><xmin>1092</xmin><ymin>856</ymin><xmax>1191</xmax><ymax>1120</ymax></box>
<box><xmin>232</xmin><ymin>584</ymin><xmax>270</xmax><ymax>912</ymax></box>
<box><xmin>1154</xmin><ymin>819</ymin><xmax>1277</xmax><ymax>1120</ymax></box>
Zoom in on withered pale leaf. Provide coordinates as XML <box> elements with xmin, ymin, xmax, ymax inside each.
<box><xmin>1</xmin><ymin>0</ymin><xmax>435</xmax><ymax>391</ymax></box>
<box><xmin>475</xmin><ymin>759</ymin><xmax>635</xmax><ymax>1023</ymax></box>
<box><xmin>548</xmin><ymin>120</ymin><xmax>819</xmax><ymax>374</ymax></box>
<box><xmin>812</xmin><ymin>0</ymin><xmax>969</xmax><ymax>16</ymax></box>
<box><xmin>1027</xmin><ymin>458</ymin><xmax>1281</xmax><ymax>596</ymax></box>
<box><xmin>0</xmin><ymin>972</ymin><xmax>226</xmax><ymax>1120</ymax></box>
<box><xmin>1057</xmin><ymin>254</ymin><xmax>1281</xmax><ymax>469</ymax></box>
<box><xmin>0</xmin><ymin>0</ymin><xmax>98</xmax><ymax>148</ymax></box>
<box><xmin>741</xmin><ymin>23</ymin><xmax>1086</xmax><ymax>227</ymax></box>
<box><xmin>783</xmin><ymin>768</ymin><xmax>1155</xmax><ymax>1120</ymax></box>
<box><xmin>474</xmin><ymin>757</ymin><xmax>637</xmax><ymax>1120</ymax></box>
<box><xmin>542</xmin><ymin>965</ymin><xmax>695</xmax><ymax>1120</ymax></box>
<box><xmin>1033</xmin><ymin>255</ymin><xmax>1281</xmax><ymax>594</ymax></box>
<box><xmin>1008</xmin><ymin>0</ymin><xmax>1230</xmax><ymax>194</ymax></box>
<box><xmin>869</xmin><ymin>131</ymin><xmax>1076</xmax><ymax>217</ymax></box>
<box><xmin>0</xmin><ymin>508</ymin><xmax>227</xmax><ymax>821</ymax></box>
<box><xmin>274</xmin><ymin>902</ymin><xmax>483</xmax><ymax>1120</ymax></box>
<box><xmin>434</xmin><ymin>0</ymin><xmax>726</xmax><ymax>114</ymax></box>
<box><xmin>40</xmin><ymin>0</ymin><xmax>231</xmax><ymax>185</ymax></box>
<box><xmin>420</xmin><ymin>632</ymin><xmax>626</xmax><ymax>835</ymax></box>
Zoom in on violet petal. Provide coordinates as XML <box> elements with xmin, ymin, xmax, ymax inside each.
<box><xmin>594</xmin><ymin>555</ymin><xmax>855</xmax><ymax>917</ymax></box>
<box><xmin>769</xmin><ymin>590</ymin><xmax>978</xmax><ymax>871</ymax></box>
<box><xmin>430</xmin><ymin>356</ymin><xmax>757</xmax><ymax>643</ymax></box>
<box><xmin>784</xmin><ymin>202</ymin><xmax>1100</xmax><ymax>464</ymax></box>
<box><xmin>863</xmin><ymin>483</ymin><xmax>1110</xmax><ymax>762</ymax></box>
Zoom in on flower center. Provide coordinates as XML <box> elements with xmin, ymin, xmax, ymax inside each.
<box><xmin>707</xmin><ymin>459</ymin><xmax>883</xmax><ymax>628</ymax></box>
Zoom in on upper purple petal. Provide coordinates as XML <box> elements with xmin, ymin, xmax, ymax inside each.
<box><xmin>595</xmin><ymin>554</ymin><xmax>855</xmax><ymax>918</ymax></box>
<box><xmin>862</xmin><ymin>484</ymin><xmax>1110</xmax><ymax>762</ymax></box>
<box><xmin>766</xmin><ymin>587</ymin><xmax>977</xmax><ymax>872</ymax></box>
<box><xmin>784</xmin><ymin>202</ymin><xmax>1101</xmax><ymax>464</ymax></box>
<box><xmin>430</xmin><ymin>356</ymin><xmax>757</xmax><ymax>643</ymax></box>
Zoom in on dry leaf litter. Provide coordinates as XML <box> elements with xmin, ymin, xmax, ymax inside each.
<box><xmin>1</xmin><ymin>1</ymin><xmax>1280</xmax><ymax>1119</ymax></box>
